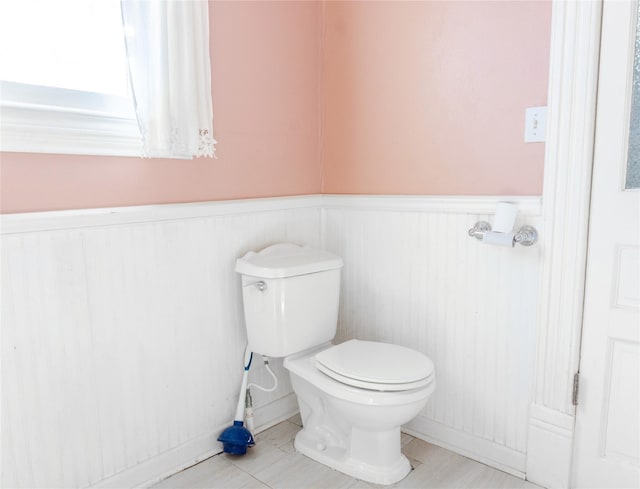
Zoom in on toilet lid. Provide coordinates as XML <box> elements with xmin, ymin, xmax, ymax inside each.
<box><xmin>315</xmin><ymin>340</ymin><xmax>434</xmax><ymax>391</ymax></box>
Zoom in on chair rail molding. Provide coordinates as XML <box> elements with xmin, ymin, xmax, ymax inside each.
<box><xmin>526</xmin><ymin>1</ymin><xmax>602</xmax><ymax>488</ymax></box>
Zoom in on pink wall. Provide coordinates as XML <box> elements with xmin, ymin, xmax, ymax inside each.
<box><xmin>322</xmin><ymin>1</ymin><xmax>551</xmax><ymax>195</ymax></box>
<box><xmin>0</xmin><ymin>1</ymin><xmax>552</xmax><ymax>213</ymax></box>
<box><xmin>0</xmin><ymin>1</ymin><xmax>323</xmax><ymax>213</ymax></box>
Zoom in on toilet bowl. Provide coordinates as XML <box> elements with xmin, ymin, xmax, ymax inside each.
<box><xmin>235</xmin><ymin>243</ymin><xmax>436</xmax><ymax>484</ymax></box>
<box><xmin>283</xmin><ymin>341</ymin><xmax>435</xmax><ymax>485</ymax></box>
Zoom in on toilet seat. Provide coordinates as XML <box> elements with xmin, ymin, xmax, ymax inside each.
<box><xmin>316</xmin><ymin>363</ymin><xmax>433</xmax><ymax>391</ymax></box>
<box><xmin>315</xmin><ymin>340</ymin><xmax>434</xmax><ymax>392</ymax></box>
<box><xmin>285</xmin><ymin>343</ymin><xmax>435</xmax><ymax>406</ymax></box>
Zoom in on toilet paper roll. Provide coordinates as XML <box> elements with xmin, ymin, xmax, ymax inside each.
<box><xmin>493</xmin><ymin>202</ymin><xmax>518</xmax><ymax>233</ymax></box>
<box><xmin>482</xmin><ymin>231</ymin><xmax>515</xmax><ymax>247</ymax></box>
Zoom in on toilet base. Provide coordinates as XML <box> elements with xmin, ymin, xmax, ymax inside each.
<box><xmin>284</xmin><ymin>344</ymin><xmax>434</xmax><ymax>485</ymax></box>
<box><xmin>293</xmin><ymin>426</ymin><xmax>412</xmax><ymax>485</ymax></box>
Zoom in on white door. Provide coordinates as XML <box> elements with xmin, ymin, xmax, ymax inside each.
<box><xmin>572</xmin><ymin>1</ymin><xmax>640</xmax><ymax>488</ymax></box>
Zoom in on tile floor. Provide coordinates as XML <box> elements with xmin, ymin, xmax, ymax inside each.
<box><xmin>153</xmin><ymin>415</ymin><xmax>540</xmax><ymax>489</ymax></box>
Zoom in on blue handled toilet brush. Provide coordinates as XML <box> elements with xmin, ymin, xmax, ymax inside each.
<box><xmin>217</xmin><ymin>346</ymin><xmax>255</xmax><ymax>455</ymax></box>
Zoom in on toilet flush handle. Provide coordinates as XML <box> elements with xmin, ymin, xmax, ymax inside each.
<box><xmin>244</xmin><ymin>280</ymin><xmax>267</xmax><ymax>292</ymax></box>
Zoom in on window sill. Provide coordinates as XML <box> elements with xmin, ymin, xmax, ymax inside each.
<box><xmin>1</xmin><ymin>81</ymin><xmax>143</xmax><ymax>157</ymax></box>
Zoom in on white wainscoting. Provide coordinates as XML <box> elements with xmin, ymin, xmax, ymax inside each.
<box><xmin>1</xmin><ymin>196</ymin><xmax>322</xmax><ymax>489</ymax></box>
<box><xmin>1</xmin><ymin>194</ymin><xmax>543</xmax><ymax>487</ymax></box>
<box><xmin>322</xmin><ymin>195</ymin><xmax>543</xmax><ymax>476</ymax></box>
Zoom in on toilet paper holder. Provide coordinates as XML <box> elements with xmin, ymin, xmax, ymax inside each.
<box><xmin>468</xmin><ymin>221</ymin><xmax>538</xmax><ymax>247</ymax></box>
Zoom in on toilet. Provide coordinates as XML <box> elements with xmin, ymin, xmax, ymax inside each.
<box><xmin>236</xmin><ymin>243</ymin><xmax>436</xmax><ymax>485</ymax></box>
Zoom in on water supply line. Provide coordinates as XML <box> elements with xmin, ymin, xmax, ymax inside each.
<box><xmin>244</xmin><ymin>355</ymin><xmax>277</xmax><ymax>435</ymax></box>
<box><xmin>248</xmin><ymin>355</ymin><xmax>278</xmax><ymax>393</ymax></box>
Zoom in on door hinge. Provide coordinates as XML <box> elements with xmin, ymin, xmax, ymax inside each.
<box><xmin>572</xmin><ymin>372</ymin><xmax>580</xmax><ymax>406</ymax></box>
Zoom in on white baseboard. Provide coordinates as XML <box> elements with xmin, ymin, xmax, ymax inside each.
<box><xmin>253</xmin><ymin>392</ymin><xmax>300</xmax><ymax>433</ymax></box>
<box><xmin>89</xmin><ymin>429</ymin><xmax>222</xmax><ymax>489</ymax></box>
<box><xmin>89</xmin><ymin>394</ymin><xmax>300</xmax><ymax>489</ymax></box>
<box><xmin>526</xmin><ymin>404</ymin><xmax>574</xmax><ymax>489</ymax></box>
<box><xmin>403</xmin><ymin>415</ymin><xmax>527</xmax><ymax>479</ymax></box>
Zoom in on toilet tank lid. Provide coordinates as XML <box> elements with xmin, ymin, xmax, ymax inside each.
<box><xmin>236</xmin><ymin>243</ymin><xmax>343</xmax><ymax>278</ymax></box>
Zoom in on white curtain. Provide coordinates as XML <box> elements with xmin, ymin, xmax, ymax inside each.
<box><xmin>121</xmin><ymin>0</ymin><xmax>216</xmax><ymax>158</ymax></box>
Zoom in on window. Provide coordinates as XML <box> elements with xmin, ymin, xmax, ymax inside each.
<box><xmin>0</xmin><ymin>0</ymin><xmax>143</xmax><ymax>156</ymax></box>
<box><xmin>626</xmin><ymin>1</ymin><xmax>640</xmax><ymax>188</ymax></box>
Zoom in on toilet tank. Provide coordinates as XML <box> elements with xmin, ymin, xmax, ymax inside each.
<box><xmin>236</xmin><ymin>243</ymin><xmax>343</xmax><ymax>358</ymax></box>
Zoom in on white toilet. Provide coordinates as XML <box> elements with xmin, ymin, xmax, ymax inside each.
<box><xmin>236</xmin><ymin>243</ymin><xmax>436</xmax><ymax>485</ymax></box>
